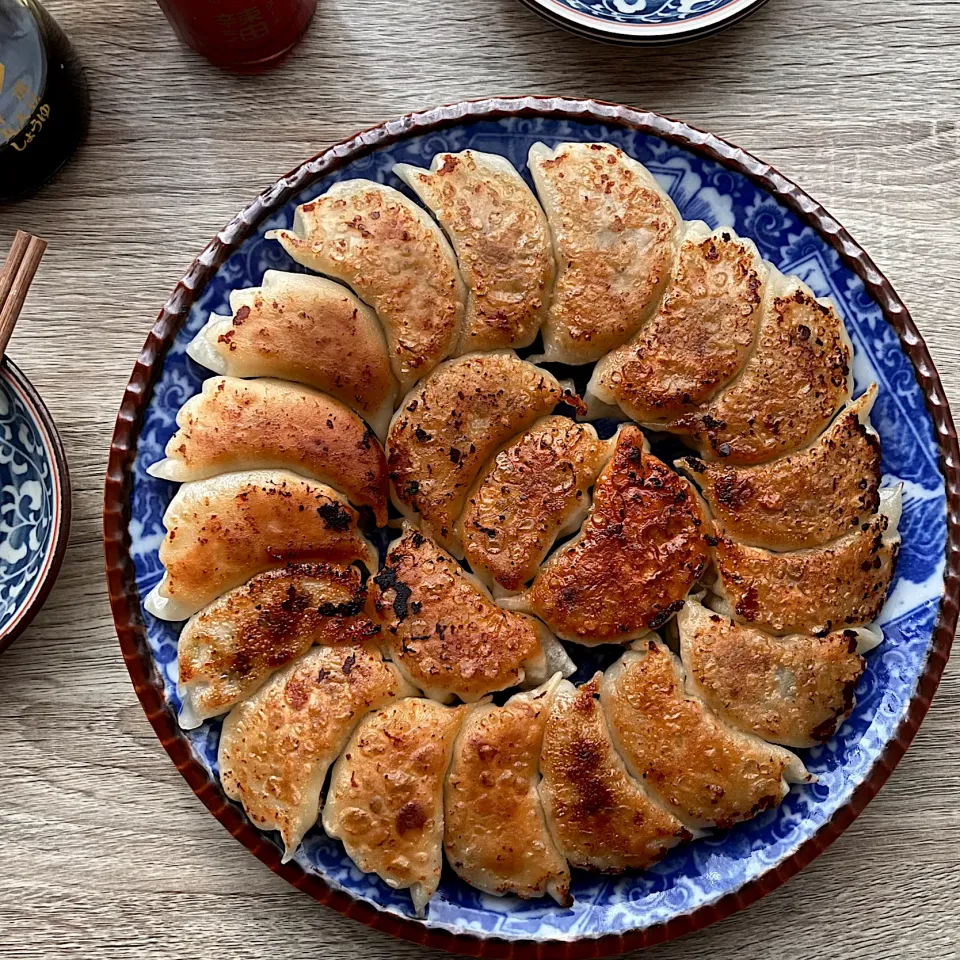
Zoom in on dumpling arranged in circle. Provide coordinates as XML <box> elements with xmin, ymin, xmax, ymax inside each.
<box><xmin>186</xmin><ymin>270</ymin><xmax>397</xmax><ymax>438</ymax></box>
<box><xmin>394</xmin><ymin>150</ymin><xmax>554</xmax><ymax>354</ymax></box>
<box><xmin>269</xmin><ymin>180</ymin><xmax>466</xmax><ymax>393</ymax></box>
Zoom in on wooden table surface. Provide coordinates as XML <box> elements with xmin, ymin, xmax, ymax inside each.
<box><xmin>1</xmin><ymin>1</ymin><xmax>958</xmax><ymax>957</ymax></box>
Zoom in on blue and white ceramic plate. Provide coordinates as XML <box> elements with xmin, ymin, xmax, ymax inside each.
<box><xmin>0</xmin><ymin>358</ymin><xmax>70</xmax><ymax>655</ymax></box>
<box><xmin>104</xmin><ymin>98</ymin><xmax>958</xmax><ymax>958</ymax></box>
<box><xmin>515</xmin><ymin>0</ymin><xmax>771</xmax><ymax>45</ymax></box>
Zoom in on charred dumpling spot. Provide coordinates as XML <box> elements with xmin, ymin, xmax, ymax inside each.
<box><xmin>528</xmin><ymin>141</ymin><xmax>682</xmax><ymax>364</ymax></box>
<box><xmin>538</xmin><ymin>676</ymin><xmax>690</xmax><ymax>872</ymax></box>
<box><xmin>268</xmin><ymin>180</ymin><xmax>466</xmax><ymax>393</ymax></box>
<box><xmin>671</xmin><ymin>271</ymin><xmax>853</xmax><ymax>465</ymax></box>
<box><xmin>678</xmin><ymin>385</ymin><xmax>882</xmax><ymax>550</ymax></box>
<box><xmin>711</xmin><ymin>488</ymin><xmax>902</xmax><ymax>636</ymax></box>
<box><xmin>394</xmin><ymin>150</ymin><xmax>555</xmax><ymax>355</ymax></box>
<box><xmin>387</xmin><ymin>352</ymin><xmax>568</xmax><ymax>554</ymax></box>
<box><xmin>148</xmin><ymin>377</ymin><xmax>390</xmax><ymax>525</ymax></box>
<box><xmin>677</xmin><ymin>599</ymin><xmax>873</xmax><ymax>749</ymax></box>
<box><xmin>588</xmin><ymin>223</ymin><xmax>767</xmax><ymax>425</ymax></box>
<box><xmin>177</xmin><ymin>562</ymin><xmax>381</xmax><ymax>728</ymax></box>
<box><xmin>144</xmin><ymin>470</ymin><xmax>378</xmax><ymax>621</ymax></box>
<box><xmin>322</xmin><ymin>698</ymin><xmax>468</xmax><ymax>917</ymax></box>
<box><xmin>507</xmin><ymin>426</ymin><xmax>710</xmax><ymax>644</ymax></box>
<box><xmin>600</xmin><ymin>638</ymin><xmax>810</xmax><ymax>830</ymax></box>
<box><xmin>371</xmin><ymin>527</ymin><xmax>571</xmax><ymax>703</ymax></box>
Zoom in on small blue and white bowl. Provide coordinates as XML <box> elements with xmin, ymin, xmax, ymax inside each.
<box><xmin>516</xmin><ymin>0</ymin><xmax>771</xmax><ymax>45</ymax></box>
<box><xmin>0</xmin><ymin>358</ymin><xmax>70</xmax><ymax>655</ymax></box>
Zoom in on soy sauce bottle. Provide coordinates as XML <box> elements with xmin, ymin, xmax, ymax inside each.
<box><xmin>0</xmin><ymin>0</ymin><xmax>90</xmax><ymax>202</ymax></box>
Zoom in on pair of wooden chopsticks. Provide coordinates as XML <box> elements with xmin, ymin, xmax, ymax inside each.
<box><xmin>0</xmin><ymin>231</ymin><xmax>47</xmax><ymax>361</ymax></box>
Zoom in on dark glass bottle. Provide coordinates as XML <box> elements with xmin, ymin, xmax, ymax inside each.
<box><xmin>0</xmin><ymin>0</ymin><xmax>90</xmax><ymax>202</ymax></box>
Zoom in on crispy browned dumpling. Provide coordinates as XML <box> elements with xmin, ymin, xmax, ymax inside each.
<box><xmin>528</xmin><ymin>142</ymin><xmax>681</xmax><ymax>364</ymax></box>
<box><xmin>148</xmin><ymin>377</ymin><xmax>389</xmax><ymax>525</ymax></box>
<box><xmin>677</xmin><ymin>599</ymin><xmax>875</xmax><ymax>748</ymax></box>
<box><xmin>505</xmin><ymin>426</ymin><xmax>710</xmax><ymax>644</ymax></box>
<box><xmin>588</xmin><ymin>223</ymin><xmax>766</xmax><ymax>425</ymax></box>
<box><xmin>144</xmin><ymin>470</ymin><xmax>377</xmax><ymax>621</ymax></box>
<box><xmin>601</xmin><ymin>639</ymin><xmax>809</xmax><ymax>830</ymax></box>
<box><xmin>218</xmin><ymin>644</ymin><xmax>413</xmax><ymax>861</ymax></box>
<box><xmin>387</xmin><ymin>352</ymin><xmax>568</xmax><ymax>552</ymax></box>
<box><xmin>371</xmin><ymin>527</ymin><xmax>572</xmax><ymax>702</ymax></box>
<box><xmin>444</xmin><ymin>676</ymin><xmax>571</xmax><ymax>905</ymax></box>
<box><xmin>539</xmin><ymin>676</ymin><xmax>690</xmax><ymax>872</ymax></box>
<box><xmin>176</xmin><ymin>563</ymin><xmax>380</xmax><ymax>729</ymax></box>
<box><xmin>712</xmin><ymin>487</ymin><xmax>901</xmax><ymax>636</ymax></box>
<box><xmin>322</xmin><ymin>698</ymin><xmax>468</xmax><ymax>916</ymax></box>
<box><xmin>394</xmin><ymin>150</ymin><xmax>554</xmax><ymax>354</ymax></box>
<box><xmin>186</xmin><ymin>271</ymin><xmax>397</xmax><ymax>438</ymax></box>
<box><xmin>268</xmin><ymin>181</ymin><xmax>465</xmax><ymax>393</ymax></box>
<box><xmin>677</xmin><ymin>385</ymin><xmax>881</xmax><ymax>550</ymax></box>
<box><xmin>457</xmin><ymin>417</ymin><xmax>616</xmax><ymax>595</ymax></box>
<box><xmin>671</xmin><ymin>269</ymin><xmax>853</xmax><ymax>464</ymax></box>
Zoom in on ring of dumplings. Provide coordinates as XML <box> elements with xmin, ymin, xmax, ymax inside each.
<box><xmin>146</xmin><ymin>142</ymin><xmax>901</xmax><ymax>917</ymax></box>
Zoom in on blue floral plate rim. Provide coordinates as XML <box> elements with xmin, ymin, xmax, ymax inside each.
<box><xmin>0</xmin><ymin>356</ymin><xmax>71</xmax><ymax>656</ymax></box>
<box><xmin>103</xmin><ymin>97</ymin><xmax>960</xmax><ymax>958</ymax></box>
<box><xmin>514</xmin><ymin>0</ymin><xmax>771</xmax><ymax>45</ymax></box>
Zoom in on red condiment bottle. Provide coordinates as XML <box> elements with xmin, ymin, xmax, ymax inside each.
<box><xmin>156</xmin><ymin>0</ymin><xmax>317</xmax><ymax>71</ymax></box>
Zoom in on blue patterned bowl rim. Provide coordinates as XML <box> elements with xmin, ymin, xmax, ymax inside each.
<box><xmin>102</xmin><ymin>97</ymin><xmax>960</xmax><ymax>959</ymax></box>
<box><xmin>514</xmin><ymin>0</ymin><xmax>771</xmax><ymax>44</ymax></box>
<box><xmin>0</xmin><ymin>357</ymin><xmax>71</xmax><ymax>655</ymax></box>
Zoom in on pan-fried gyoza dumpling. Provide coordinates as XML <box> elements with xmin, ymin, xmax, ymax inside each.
<box><xmin>177</xmin><ymin>562</ymin><xmax>380</xmax><ymax>729</ymax></box>
<box><xmin>322</xmin><ymin>698</ymin><xmax>468</xmax><ymax>916</ymax></box>
<box><xmin>148</xmin><ymin>377</ymin><xmax>389</xmax><ymax>525</ymax></box>
<box><xmin>677</xmin><ymin>598</ymin><xmax>877</xmax><ymax>748</ymax></box>
<box><xmin>387</xmin><ymin>352</ymin><xmax>568</xmax><ymax>553</ymax></box>
<box><xmin>444</xmin><ymin>676</ymin><xmax>571</xmax><ymax>904</ymax></box>
<box><xmin>219</xmin><ymin>643</ymin><xmax>414</xmax><ymax>861</ymax></box>
<box><xmin>457</xmin><ymin>417</ymin><xmax>616</xmax><ymax>595</ymax></box>
<box><xmin>268</xmin><ymin>180</ymin><xmax>466</xmax><ymax>392</ymax></box>
<box><xmin>677</xmin><ymin>385</ymin><xmax>881</xmax><ymax>550</ymax></box>
<box><xmin>587</xmin><ymin>222</ymin><xmax>766</xmax><ymax>425</ymax></box>
<box><xmin>394</xmin><ymin>150</ymin><xmax>554</xmax><ymax>354</ymax></box>
<box><xmin>670</xmin><ymin>268</ymin><xmax>853</xmax><ymax>464</ymax></box>
<box><xmin>539</xmin><ymin>676</ymin><xmax>690</xmax><ymax>872</ymax></box>
<box><xmin>144</xmin><ymin>470</ymin><xmax>377</xmax><ymax>621</ymax></box>
<box><xmin>601</xmin><ymin>638</ymin><xmax>810</xmax><ymax>830</ymax></box>
<box><xmin>372</xmin><ymin>527</ymin><xmax>573</xmax><ymax>702</ymax></box>
<box><xmin>186</xmin><ymin>271</ymin><xmax>397</xmax><ymax>438</ymax></box>
<box><xmin>527</xmin><ymin>141</ymin><xmax>681</xmax><ymax>364</ymax></box>
<box><xmin>712</xmin><ymin>486</ymin><xmax>902</xmax><ymax>636</ymax></box>
<box><xmin>503</xmin><ymin>426</ymin><xmax>709</xmax><ymax>644</ymax></box>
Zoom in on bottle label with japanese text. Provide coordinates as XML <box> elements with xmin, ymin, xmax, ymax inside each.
<box><xmin>0</xmin><ymin>0</ymin><xmax>48</xmax><ymax>150</ymax></box>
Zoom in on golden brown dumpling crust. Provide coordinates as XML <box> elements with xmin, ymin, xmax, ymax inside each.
<box><xmin>528</xmin><ymin>142</ymin><xmax>681</xmax><ymax>364</ymax></box>
<box><xmin>457</xmin><ymin>417</ymin><xmax>614</xmax><ymax>593</ymax></box>
<box><xmin>672</xmin><ymin>274</ymin><xmax>853</xmax><ymax>464</ymax></box>
<box><xmin>395</xmin><ymin>151</ymin><xmax>554</xmax><ymax>354</ymax></box>
<box><xmin>539</xmin><ymin>677</ymin><xmax>689</xmax><ymax>873</ymax></box>
<box><xmin>177</xmin><ymin>563</ymin><xmax>381</xmax><ymax>726</ymax></box>
<box><xmin>387</xmin><ymin>352</ymin><xmax>566</xmax><ymax>551</ymax></box>
<box><xmin>187</xmin><ymin>272</ymin><xmax>397</xmax><ymax>438</ymax></box>
<box><xmin>713</xmin><ymin>513</ymin><xmax>899</xmax><ymax>636</ymax></box>
<box><xmin>322</xmin><ymin>699</ymin><xmax>467</xmax><ymax>916</ymax></box>
<box><xmin>679</xmin><ymin>386</ymin><xmax>881</xmax><ymax>550</ymax></box>
<box><xmin>218</xmin><ymin>643</ymin><xmax>410</xmax><ymax>860</ymax></box>
<box><xmin>372</xmin><ymin>528</ymin><xmax>545</xmax><ymax>702</ymax></box>
<box><xmin>444</xmin><ymin>681</ymin><xmax>571</xmax><ymax>904</ymax></box>
<box><xmin>146</xmin><ymin>470</ymin><xmax>377</xmax><ymax>621</ymax></box>
<box><xmin>601</xmin><ymin>640</ymin><xmax>804</xmax><ymax>829</ymax></box>
<box><xmin>524</xmin><ymin>426</ymin><xmax>710</xmax><ymax>643</ymax></box>
<box><xmin>589</xmin><ymin>225</ymin><xmax>765</xmax><ymax>424</ymax></box>
<box><xmin>677</xmin><ymin>599</ymin><xmax>866</xmax><ymax>748</ymax></box>
<box><xmin>269</xmin><ymin>181</ymin><xmax>465</xmax><ymax>392</ymax></box>
<box><xmin>151</xmin><ymin>377</ymin><xmax>389</xmax><ymax>525</ymax></box>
